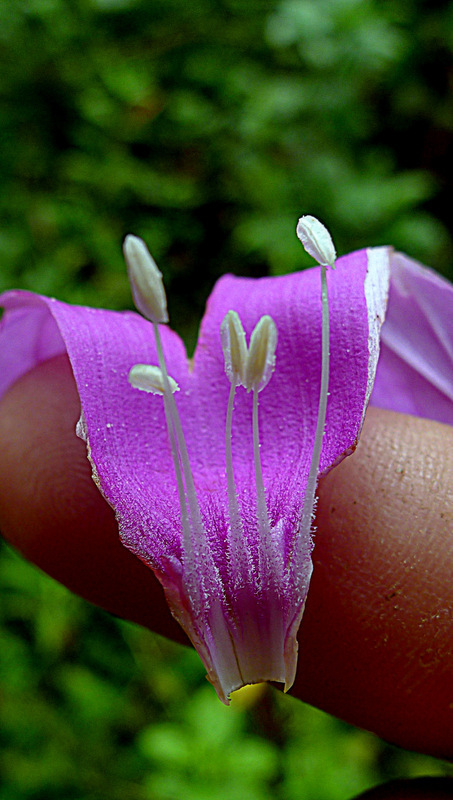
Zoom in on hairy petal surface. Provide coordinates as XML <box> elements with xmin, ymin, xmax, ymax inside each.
<box><xmin>0</xmin><ymin>247</ymin><xmax>389</xmax><ymax>700</ymax></box>
<box><xmin>372</xmin><ymin>253</ymin><xmax>453</xmax><ymax>424</ymax></box>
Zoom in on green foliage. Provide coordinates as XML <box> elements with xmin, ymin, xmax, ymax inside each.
<box><xmin>1</xmin><ymin>1</ymin><xmax>453</xmax><ymax>797</ymax></box>
<box><xmin>0</xmin><ymin>0</ymin><xmax>452</xmax><ymax>345</ymax></box>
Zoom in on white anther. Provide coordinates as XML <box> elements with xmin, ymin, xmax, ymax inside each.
<box><xmin>128</xmin><ymin>364</ymin><xmax>179</xmax><ymax>395</ymax></box>
<box><xmin>296</xmin><ymin>215</ymin><xmax>336</xmax><ymax>269</ymax></box>
<box><xmin>123</xmin><ymin>234</ymin><xmax>169</xmax><ymax>324</ymax></box>
<box><xmin>245</xmin><ymin>315</ymin><xmax>277</xmax><ymax>393</ymax></box>
<box><xmin>221</xmin><ymin>310</ymin><xmax>248</xmax><ymax>387</ymax></box>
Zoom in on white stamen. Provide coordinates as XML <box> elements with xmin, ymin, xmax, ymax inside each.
<box><xmin>221</xmin><ymin>311</ymin><xmax>277</xmax><ymax>585</ymax></box>
<box><xmin>252</xmin><ymin>385</ymin><xmax>274</xmax><ymax>568</ymax></box>
<box><xmin>246</xmin><ymin>316</ymin><xmax>278</xmax><ymax>561</ymax></box>
<box><xmin>221</xmin><ymin>311</ymin><xmax>249</xmax><ymax>578</ymax></box>
<box><xmin>129</xmin><ymin>357</ymin><xmax>195</xmax><ymax>588</ymax></box>
<box><xmin>296</xmin><ymin>215</ymin><xmax>336</xmax><ymax>269</ymax></box>
<box><xmin>224</xmin><ymin>380</ymin><xmax>249</xmax><ymax>585</ymax></box>
<box><xmin>161</xmin><ymin>392</ymin><xmax>193</xmax><ymax>570</ymax></box>
<box><xmin>124</xmin><ymin>236</ymin><xmax>220</xmax><ymax>606</ymax></box>
<box><xmin>299</xmin><ymin>263</ymin><xmax>330</xmax><ymax>537</ymax></box>
<box><xmin>123</xmin><ymin>234</ymin><xmax>169</xmax><ymax>324</ymax></box>
<box><xmin>129</xmin><ymin>364</ymin><xmax>179</xmax><ymax>395</ymax></box>
<box><xmin>221</xmin><ymin>310</ymin><xmax>248</xmax><ymax>387</ymax></box>
<box><xmin>295</xmin><ymin>217</ymin><xmax>335</xmax><ymax>556</ymax></box>
<box><xmin>152</xmin><ymin>321</ymin><xmax>212</xmax><ymax>594</ymax></box>
<box><xmin>245</xmin><ymin>315</ymin><xmax>277</xmax><ymax>393</ymax></box>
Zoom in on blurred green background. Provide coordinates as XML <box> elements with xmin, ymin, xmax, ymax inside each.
<box><xmin>1</xmin><ymin>0</ymin><xmax>453</xmax><ymax>797</ymax></box>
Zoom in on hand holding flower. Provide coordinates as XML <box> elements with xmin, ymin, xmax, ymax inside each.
<box><xmin>0</xmin><ymin>357</ymin><xmax>452</xmax><ymax>768</ymax></box>
<box><xmin>0</xmin><ymin>219</ymin><xmax>452</xmax><ymax>765</ymax></box>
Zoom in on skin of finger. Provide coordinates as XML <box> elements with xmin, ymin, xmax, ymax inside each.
<box><xmin>0</xmin><ymin>355</ymin><xmax>452</xmax><ymax>759</ymax></box>
<box><xmin>295</xmin><ymin>398</ymin><xmax>453</xmax><ymax>759</ymax></box>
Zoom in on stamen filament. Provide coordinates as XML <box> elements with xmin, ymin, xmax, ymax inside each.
<box><xmin>225</xmin><ymin>383</ymin><xmax>243</xmax><ymax>535</ymax></box>
<box><xmin>153</xmin><ymin>321</ymin><xmax>208</xmax><ymax>568</ymax></box>
<box><xmin>300</xmin><ymin>263</ymin><xmax>330</xmax><ymax>532</ymax></box>
<box><xmin>221</xmin><ymin>310</ymin><xmax>278</xmax><ymax>583</ymax></box>
<box><xmin>125</xmin><ymin>234</ymin><xmax>221</xmax><ymax>607</ymax></box>
<box><xmin>162</xmin><ymin>394</ymin><xmax>192</xmax><ymax>555</ymax></box>
<box><xmin>252</xmin><ymin>386</ymin><xmax>274</xmax><ymax>572</ymax></box>
<box><xmin>225</xmin><ymin>382</ymin><xmax>253</xmax><ymax>588</ymax></box>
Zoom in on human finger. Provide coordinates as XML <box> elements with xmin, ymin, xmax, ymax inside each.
<box><xmin>0</xmin><ymin>355</ymin><xmax>452</xmax><ymax>759</ymax></box>
<box><xmin>295</xmin><ymin>404</ymin><xmax>453</xmax><ymax>759</ymax></box>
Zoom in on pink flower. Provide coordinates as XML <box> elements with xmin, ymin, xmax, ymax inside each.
<box><xmin>0</xmin><ymin>229</ymin><xmax>451</xmax><ymax>703</ymax></box>
<box><xmin>371</xmin><ymin>252</ymin><xmax>453</xmax><ymax>424</ymax></box>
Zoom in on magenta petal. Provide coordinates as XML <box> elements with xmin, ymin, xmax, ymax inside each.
<box><xmin>371</xmin><ymin>253</ymin><xmax>453</xmax><ymax>424</ymax></box>
<box><xmin>0</xmin><ymin>290</ymin><xmax>190</xmax><ymax>561</ymax></box>
<box><xmin>0</xmin><ymin>294</ymin><xmax>67</xmax><ymax>397</ymax></box>
<box><xmin>0</xmin><ymin>248</ymin><xmax>390</xmax><ymax>701</ymax></box>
